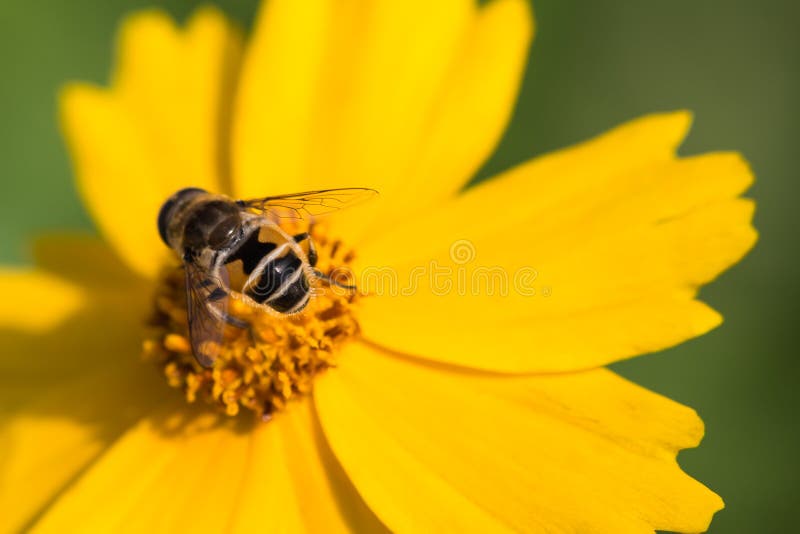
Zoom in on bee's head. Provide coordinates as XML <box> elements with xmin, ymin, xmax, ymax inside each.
<box><xmin>158</xmin><ymin>187</ymin><xmax>207</xmax><ymax>247</ymax></box>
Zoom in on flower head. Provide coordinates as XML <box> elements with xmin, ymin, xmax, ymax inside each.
<box><xmin>145</xmin><ymin>226</ymin><xmax>361</xmax><ymax>418</ymax></box>
<box><xmin>1</xmin><ymin>1</ymin><xmax>755</xmax><ymax>532</ymax></box>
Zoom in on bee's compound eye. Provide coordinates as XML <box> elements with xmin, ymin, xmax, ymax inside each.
<box><xmin>158</xmin><ymin>187</ymin><xmax>207</xmax><ymax>246</ymax></box>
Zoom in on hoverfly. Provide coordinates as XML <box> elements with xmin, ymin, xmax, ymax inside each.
<box><xmin>157</xmin><ymin>187</ymin><xmax>377</xmax><ymax>368</ymax></box>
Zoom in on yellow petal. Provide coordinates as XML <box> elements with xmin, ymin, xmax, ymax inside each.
<box><xmin>31</xmin><ymin>408</ymin><xmax>240</xmax><ymax>532</ymax></box>
<box><xmin>334</xmin><ymin>0</ymin><xmax>533</xmax><ymax>240</ymax></box>
<box><xmin>1</xmin><ymin>364</ymin><xmax>169</xmax><ymax>534</ymax></box>
<box><xmin>314</xmin><ymin>343</ymin><xmax>724</xmax><ymax>533</ymax></box>
<box><xmin>232</xmin><ymin>0</ymin><xmax>530</xmax><ymax>242</ymax></box>
<box><xmin>0</xmin><ymin>238</ymin><xmax>160</xmax><ymax>531</ymax></box>
<box><xmin>30</xmin><ymin>234</ymin><xmax>146</xmax><ymax>293</ymax></box>
<box><xmin>104</xmin><ymin>414</ymin><xmax>251</xmax><ymax>533</ymax></box>
<box><xmin>0</xmin><ymin>248</ymin><xmax>165</xmax><ymax>532</ymax></box>
<box><xmin>0</xmin><ymin>269</ymin><xmax>84</xmax><ymax>333</ymax></box>
<box><xmin>60</xmin><ymin>7</ymin><xmax>242</xmax><ymax>278</ymax></box>
<box><xmin>1</xmin><ymin>238</ymin><xmax>151</xmax><ymax>383</ymax></box>
<box><xmin>229</xmin><ymin>398</ymin><xmax>386</xmax><ymax>533</ymax></box>
<box><xmin>234</xmin><ymin>0</ymin><xmax>473</xmax><ymax>198</ymax></box>
<box><xmin>359</xmin><ymin>111</ymin><xmax>694</xmax><ymax>262</ymax></box>
<box><xmin>411</xmin><ymin>0</ymin><xmax>532</xmax><ymax>202</ymax></box>
<box><xmin>0</xmin><ymin>267</ymin><xmax>98</xmax><ymax>416</ymax></box>
<box><xmin>355</xmin><ymin>112</ymin><xmax>757</xmax><ymax>371</ymax></box>
<box><xmin>232</xmin><ymin>0</ymin><xmax>339</xmax><ymax>197</ymax></box>
<box><xmin>31</xmin><ymin>398</ymin><xmax>383</xmax><ymax>533</ymax></box>
<box><xmin>308</xmin><ymin>0</ymin><xmax>473</xmax><ymax>193</ymax></box>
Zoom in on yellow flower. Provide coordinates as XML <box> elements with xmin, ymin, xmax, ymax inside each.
<box><xmin>0</xmin><ymin>1</ymin><xmax>756</xmax><ymax>532</ymax></box>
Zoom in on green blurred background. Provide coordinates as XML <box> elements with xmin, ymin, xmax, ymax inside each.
<box><xmin>1</xmin><ymin>0</ymin><xmax>796</xmax><ymax>531</ymax></box>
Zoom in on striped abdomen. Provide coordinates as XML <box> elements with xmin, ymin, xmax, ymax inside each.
<box><xmin>226</xmin><ymin>230</ymin><xmax>311</xmax><ymax>314</ymax></box>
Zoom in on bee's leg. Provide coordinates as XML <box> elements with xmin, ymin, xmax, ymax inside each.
<box><xmin>314</xmin><ymin>269</ymin><xmax>357</xmax><ymax>291</ymax></box>
<box><xmin>292</xmin><ymin>232</ymin><xmax>318</xmax><ymax>267</ymax></box>
<box><xmin>221</xmin><ymin>313</ymin><xmax>249</xmax><ymax>330</ymax></box>
<box><xmin>246</xmin><ymin>323</ymin><xmax>258</xmax><ymax>346</ymax></box>
<box><xmin>221</xmin><ymin>312</ymin><xmax>258</xmax><ymax>345</ymax></box>
<box><xmin>293</xmin><ymin>232</ymin><xmax>353</xmax><ymax>290</ymax></box>
<box><xmin>208</xmin><ymin>265</ymin><xmax>250</xmax><ymax>331</ymax></box>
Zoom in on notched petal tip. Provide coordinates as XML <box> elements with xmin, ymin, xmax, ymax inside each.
<box><xmin>622</xmin><ymin>109</ymin><xmax>695</xmax><ymax>156</ymax></box>
<box><xmin>691</xmin><ymin>300</ymin><xmax>724</xmax><ymax>335</ymax></box>
<box><xmin>656</xmin><ymin>108</ymin><xmax>694</xmax><ymax>131</ymax></box>
<box><xmin>188</xmin><ymin>3</ymin><xmax>229</xmax><ymax>23</ymax></box>
<box><xmin>185</xmin><ymin>4</ymin><xmax>244</xmax><ymax>46</ymax></box>
<box><xmin>58</xmin><ymin>3</ymin><xmax>244</xmax><ymax>280</ymax></box>
<box><xmin>112</xmin><ymin>8</ymin><xmax>174</xmax><ymax>69</ymax></box>
<box><xmin>356</xmin><ymin>107</ymin><xmax>757</xmax><ymax>374</ymax></box>
<box><xmin>727</xmin><ymin>150</ymin><xmax>755</xmax><ymax>180</ymax></box>
<box><xmin>57</xmin><ymin>84</ymin><xmax>110</xmax><ymax>143</ymax></box>
<box><xmin>113</xmin><ymin>5</ymin><xmax>237</xmax><ymax>86</ymax></box>
<box><xmin>684</xmin><ymin>407</ymin><xmax>706</xmax><ymax>449</ymax></box>
<box><xmin>118</xmin><ymin>6</ymin><xmax>174</xmax><ymax>28</ymax></box>
<box><xmin>488</xmin><ymin>0</ymin><xmax>536</xmax><ymax>35</ymax></box>
<box><xmin>115</xmin><ymin>7</ymin><xmax>176</xmax><ymax>44</ymax></box>
<box><xmin>316</xmin><ymin>345</ymin><xmax>727</xmax><ymax>532</ymax></box>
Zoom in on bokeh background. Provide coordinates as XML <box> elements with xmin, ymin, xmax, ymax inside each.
<box><xmin>1</xmin><ymin>0</ymin><xmax>796</xmax><ymax>531</ymax></box>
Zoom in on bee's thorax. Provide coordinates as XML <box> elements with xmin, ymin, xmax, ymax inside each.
<box><xmin>157</xmin><ymin>187</ymin><xmax>207</xmax><ymax>249</ymax></box>
<box><xmin>158</xmin><ymin>189</ymin><xmax>242</xmax><ymax>253</ymax></box>
<box><xmin>181</xmin><ymin>199</ymin><xmax>243</xmax><ymax>252</ymax></box>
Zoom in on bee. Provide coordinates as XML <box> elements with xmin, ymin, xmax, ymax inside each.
<box><xmin>157</xmin><ymin>187</ymin><xmax>377</xmax><ymax>368</ymax></box>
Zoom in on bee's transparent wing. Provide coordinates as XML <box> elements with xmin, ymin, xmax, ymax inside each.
<box><xmin>236</xmin><ymin>188</ymin><xmax>378</xmax><ymax>220</ymax></box>
<box><xmin>184</xmin><ymin>261</ymin><xmax>233</xmax><ymax>368</ymax></box>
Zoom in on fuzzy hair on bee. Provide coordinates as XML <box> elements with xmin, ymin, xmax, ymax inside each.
<box><xmin>157</xmin><ymin>187</ymin><xmax>377</xmax><ymax>367</ymax></box>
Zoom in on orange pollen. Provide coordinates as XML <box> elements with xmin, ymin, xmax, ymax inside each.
<box><xmin>142</xmin><ymin>225</ymin><xmax>361</xmax><ymax>420</ymax></box>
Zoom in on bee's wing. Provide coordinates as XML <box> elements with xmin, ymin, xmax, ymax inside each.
<box><xmin>236</xmin><ymin>188</ymin><xmax>378</xmax><ymax>220</ymax></box>
<box><xmin>184</xmin><ymin>261</ymin><xmax>233</xmax><ymax>368</ymax></box>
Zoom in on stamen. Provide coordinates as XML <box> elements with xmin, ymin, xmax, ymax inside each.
<box><xmin>143</xmin><ymin>224</ymin><xmax>361</xmax><ymax>419</ymax></box>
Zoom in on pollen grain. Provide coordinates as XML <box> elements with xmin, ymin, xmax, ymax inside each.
<box><xmin>143</xmin><ymin>226</ymin><xmax>360</xmax><ymax>419</ymax></box>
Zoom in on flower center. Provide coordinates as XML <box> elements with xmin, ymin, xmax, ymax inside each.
<box><xmin>142</xmin><ymin>224</ymin><xmax>360</xmax><ymax>420</ymax></box>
